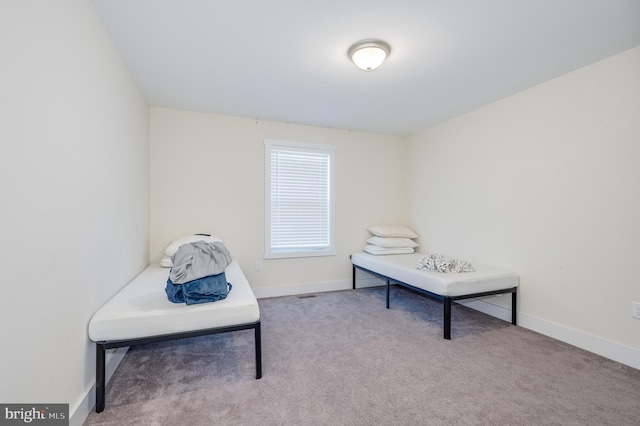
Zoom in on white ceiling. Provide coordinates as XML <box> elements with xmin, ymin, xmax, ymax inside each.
<box><xmin>91</xmin><ymin>0</ymin><xmax>640</xmax><ymax>136</ymax></box>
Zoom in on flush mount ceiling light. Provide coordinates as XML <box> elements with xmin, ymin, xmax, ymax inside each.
<box><xmin>348</xmin><ymin>39</ymin><xmax>391</xmax><ymax>71</ymax></box>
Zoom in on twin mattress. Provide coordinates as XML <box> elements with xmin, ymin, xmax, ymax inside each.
<box><xmin>351</xmin><ymin>252</ymin><xmax>519</xmax><ymax>297</ymax></box>
<box><xmin>89</xmin><ymin>260</ymin><xmax>260</xmax><ymax>342</ymax></box>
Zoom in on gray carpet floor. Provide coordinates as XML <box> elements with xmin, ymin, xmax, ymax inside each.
<box><xmin>84</xmin><ymin>286</ymin><xmax>640</xmax><ymax>425</ymax></box>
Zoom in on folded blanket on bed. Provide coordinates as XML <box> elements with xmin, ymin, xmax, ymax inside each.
<box><xmin>416</xmin><ymin>254</ymin><xmax>475</xmax><ymax>273</ymax></box>
<box><xmin>170</xmin><ymin>241</ymin><xmax>232</xmax><ymax>284</ymax></box>
<box><xmin>165</xmin><ymin>273</ymin><xmax>232</xmax><ymax>305</ymax></box>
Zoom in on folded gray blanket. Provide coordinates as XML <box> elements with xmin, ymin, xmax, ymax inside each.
<box><xmin>170</xmin><ymin>241</ymin><xmax>233</xmax><ymax>284</ymax></box>
<box><xmin>416</xmin><ymin>254</ymin><xmax>475</xmax><ymax>273</ymax></box>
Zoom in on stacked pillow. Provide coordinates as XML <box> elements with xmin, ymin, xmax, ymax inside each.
<box><xmin>364</xmin><ymin>225</ymin><xmax>418</xmax><ymax>255</ymax></box>
<box><xmin>161</xmin><ymin>234</ymin><xmax>224</xmax><ymax>267</ymax></box>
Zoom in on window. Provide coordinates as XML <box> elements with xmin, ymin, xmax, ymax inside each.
<box><xmin>264</xmin><ymin>139</ymin><xmax>336</xmax><ymax>259</ymax></box>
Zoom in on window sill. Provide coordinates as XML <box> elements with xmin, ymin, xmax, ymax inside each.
<box><xmin>264</xmin><ymin>249</ymin><xmax>336</xmax><ymax>260</ymax></box>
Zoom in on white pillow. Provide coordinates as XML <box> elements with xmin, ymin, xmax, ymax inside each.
<box><xmin>164</xmin><ymin>234</ymin><xmax>224</xmax><ymax>257</ymax></box>
<box><xmin>363</xmin><ymin>245</ymin><xmax>415</xmax><ymax>255</ymax></box>
<box><xmin>160</xmin><ymin>255</ymin><xmax>173</xmax><ymax>268</ymax></box>
<box><xmin>367</xmin><ymin>236</ymin><xmax>419</xmax><ymax>248</ymax></box>
<box><xmin>367</xmin><ymin>225</ymin><xmax>418</xmax><ymax>239</ymax></box>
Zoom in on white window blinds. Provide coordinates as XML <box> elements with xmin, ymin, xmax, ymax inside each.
<box><xmin>264</xmin><ymin>139</ymin><xmax>335</xmax><ymax>259</ymax></box>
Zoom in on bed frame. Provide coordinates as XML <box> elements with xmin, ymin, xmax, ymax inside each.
<box><xmin>89</xmin><ymin>259</ymin><xmax>262</xmax><ymax>413</ymax></box>
<box><xmin>94</xmin><ymin>321</ymin><xmax>261</xmax><ymax>413</ymax></box>
<box><xmin>352</xmin><ymin>263</ymin><xmax>517</xmax><ymax>339</ymax></box>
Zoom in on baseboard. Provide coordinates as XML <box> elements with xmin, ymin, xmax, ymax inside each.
<box><xmin>459</xmin><ymin>299</ymin><xmax>640</xmax><ymax>371</ymax></box>
<box><xmin>253</xmin><ymin>276</ymin><xmax>384</xmax><ymax>299</ymax></box>
<box><xmin>258</xmin><ymin>280</ymin><xmax>639</xmax><ymax>371</ymax></box>
<box><xmin>69</xmin><ymin>283</ymin><xmax>637</xmax><ymax>426</ymax></box>
<box><xmin>70</xmin><ymin>346</ymin><xmax>129</xmax><ymax>426</ymax></box>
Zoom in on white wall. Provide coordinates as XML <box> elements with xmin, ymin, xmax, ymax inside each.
<box><xmin>407</xmin><ymin>46</ymin><xmax>640</xmax><ymax>362</ymax></box>
<box><xmin>2</xmin><ymin>3</ymin><xmax>635</xmax><ymax>421</ymax></box>
<box><xmin>0</xmin><ymin>0</ymin><xmax>149</xmax><ymax>419</ymax></box>
<box><xmin>150</xmin><ymin>108</ymin><xmax>406</xmax><ymax>295</ymax></box>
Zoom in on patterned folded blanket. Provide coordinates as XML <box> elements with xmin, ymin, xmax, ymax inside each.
<box><xmin>416</xmin><ymin>254</ymin><xmax>475</xmax><ymax>273</ymax></box>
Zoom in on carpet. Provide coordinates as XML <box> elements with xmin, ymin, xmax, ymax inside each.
<box><xmin>84</xmin><ymin>285</ymin><xmax>640</xmax><ymax>425</ymax></box>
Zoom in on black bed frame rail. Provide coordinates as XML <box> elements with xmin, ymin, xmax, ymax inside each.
<box><xmin>352</xmin><ymin>264</ymin><xmax>516</xmax><ymax>340</ymax></box>
<box><xmin>94</xmin><ymin>320</ymin><xmax>262</xmax><ymax>413</ymax></box>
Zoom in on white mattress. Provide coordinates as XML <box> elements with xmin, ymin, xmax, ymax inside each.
<box><xmin>89</xmin><ymin>260</ymin><xmax>260</xmax><ymax>342</ymax></box>
<box><xmin>351</xmin><ymin>252</ymin><xmax>518</xmax><ymax>297</ymax></box>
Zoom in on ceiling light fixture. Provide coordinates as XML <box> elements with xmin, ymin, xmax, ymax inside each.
<box><xmin>348</xmin><ymin>39</ymin><xmax>391</xmax><ymax>71</ymax></box>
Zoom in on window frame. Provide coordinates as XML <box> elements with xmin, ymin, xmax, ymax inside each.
<box><xmin>264</xmin><ymin>139</ymin><xmax>336</xmax><ymax>259</ymax></box>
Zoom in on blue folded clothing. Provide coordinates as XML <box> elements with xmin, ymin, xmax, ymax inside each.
<box><xmin>165</xmin><ymin>272</ymin><xmax>232</xmax><ymax>305</ymax></box>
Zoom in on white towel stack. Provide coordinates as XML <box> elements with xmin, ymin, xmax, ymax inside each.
<box><xmin>363</xmin><ymin>225</ymin><xmax>419</xmax><ymax>255</ymax></box>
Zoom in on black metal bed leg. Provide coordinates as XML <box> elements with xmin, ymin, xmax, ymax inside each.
<box><xmin>255</xmin><ymin>322</ymin><xmax>262</xmax><ymax>379</ymax></box>
<box><xmin>95</xmin><ymin>343</ymin><xmax>106</xmax><ymax>413</ymax></box>
<box><xmin>386</xmin><ymin>278</ymin><xmax>390</xmax><ymax>309</ymax></box>
<box><xmin>444</xmin><ymin>298</ymin><xmax>452</xmax><ymax>340</ymax></box>
<box><xmin>512</xmin><ymin>289</ymin><xmax>517</xmax><ymax>325</ymax></box>
<box><xmin>352</xmin><ymin>265</ymin><xmax>356</xmax><ymax>289</ymax></box>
